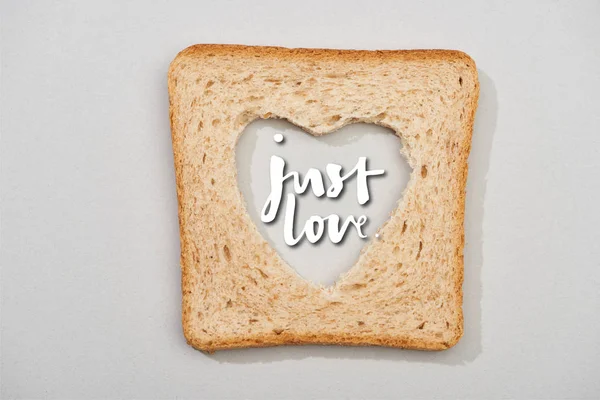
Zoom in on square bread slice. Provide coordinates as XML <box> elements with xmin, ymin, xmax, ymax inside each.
<box><xmin>168</xmin><ymin>44</ymin><xmax>479</xmax><ymax>352</ymax></box>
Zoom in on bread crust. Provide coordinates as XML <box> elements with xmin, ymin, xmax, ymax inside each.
<box><xmin>168</xmin><ymin>44</ymin><xmax>479</xmax><ymax>353</ymax></box>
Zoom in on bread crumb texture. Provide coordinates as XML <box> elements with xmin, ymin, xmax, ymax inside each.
<box><xmin>168</xmin><ymin>44</ymin><xmax>479</xmax><ymax>352</ymax></box>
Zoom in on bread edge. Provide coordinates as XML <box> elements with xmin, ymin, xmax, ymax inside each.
<box><xmin>169</xmin><ymin>43</ymin><xmax>478</xmax><ymax>71</ymax></box>
<box><xmin>185</xmin><ymin>330</ymin><xmax>461</xmax><ymax>354</ymax></box>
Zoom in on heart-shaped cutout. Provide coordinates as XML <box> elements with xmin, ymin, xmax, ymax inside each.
<box><xmin>236</xmin><ymin>119</ymin><xmax>412</xmax><ymax>286</ymax></box>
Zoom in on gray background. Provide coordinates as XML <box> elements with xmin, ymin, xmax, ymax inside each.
<box><xmin>237</xmin><ymin>120</ymin><xmax>412</xmax><ymax>287</ymax></box>
<box><xmin>1</xmin><ymin>1</ymin><xmax>599</xmax><ymax>399</ymax></box>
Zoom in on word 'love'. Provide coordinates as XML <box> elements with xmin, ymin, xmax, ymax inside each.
<box><xmin>261</xmin><ymin>155</ymin><xmax>384</xmax><ymax>246</ymax></box>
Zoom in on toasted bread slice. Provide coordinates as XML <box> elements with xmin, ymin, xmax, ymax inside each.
<box><xmin>168</xmin><ymin>44</ymin><xmax>479</xmax><ymax>352</ymax></box>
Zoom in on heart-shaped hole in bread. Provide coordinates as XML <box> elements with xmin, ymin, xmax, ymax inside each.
<box><xmin>236</xmin><ymin>119</ymin><xmax>412</xmax><ymax>286</ymax></box>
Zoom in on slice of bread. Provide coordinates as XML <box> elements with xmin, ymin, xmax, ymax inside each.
<box><xmin>168</xmin><ymin>44</ymin><xmax>479</xmax><ymax>352</ymax></box>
